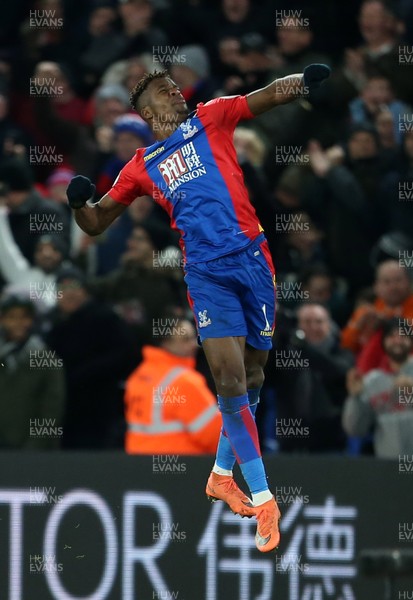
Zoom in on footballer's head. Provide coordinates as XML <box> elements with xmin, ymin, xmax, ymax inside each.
<box><xmin>130</xmin><ymin>70</ymin><xmax>189</xmax><ymax>140</ymax></box>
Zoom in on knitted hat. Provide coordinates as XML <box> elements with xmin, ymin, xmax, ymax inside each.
<box><xmin>179</xmin><ymin>45</ymin><xmax>210</xmax><ymax>79</ymax></box>
<box><xmin>96</xmin><ymin>83</ymin><xmax>130</xmax><ymax>106</ymax></box>
<box><xmin>0</xmin><ymin>158</ymin><xmax>33</xmax><ymax>192</ymax></box>
<box><xmin>35</xmin><ymin>234</ymin><xmax>68</xmax><ymax>257</ymax></box>
<box><xmin>46</xmin><ymin>168</ymin><xmax>75</xmax><ymax>188</ymax></box>
<box><xmin>240</xmin><ymin>32</ymin><xmax>268</xmax><ymax>54</ymax></box>
<box><xmin>113</xmin><ymin>114</ymin><xmax>153</xmax><ymax>145</ymax></box>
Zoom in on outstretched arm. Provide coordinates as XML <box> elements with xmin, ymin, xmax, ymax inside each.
<box><xmin>247</xmin><ymin>63</ymin><xmax>331</xmax><ymax>116</ymax></box>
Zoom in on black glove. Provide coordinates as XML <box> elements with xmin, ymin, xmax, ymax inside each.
<box><xmin>303</xmin><ymin>63</ymin><xmax>331</xmax><ymax>93</ymax></box>
<box><xmin>67</xmin><ymin>175</ymin><xmax>95</xmax><ymax>209</ymax></box>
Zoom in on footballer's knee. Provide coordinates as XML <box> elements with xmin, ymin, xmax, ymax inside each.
<box><xmin>246</xmin><ymin>364</ymin><xmax>265</xmax><ymax>390</ymax></box>
<box><xmin>202</xmin><ymin>337</ymin><xmax>247</xmax><ymax>397</ymax></box>
<box><xmin>244</xmin><ymin>347</ymin><xmax>268</xmax><ymax>390</ymax></box>
<box><xmin>211</xmin><ymin>363</ymin><xmax>246</xmax><ymax>397</ymax></box>
<box><xmin>205</xmin><ymin>351</ymin><xmax>246</xmax><ymax>397</ymax></box>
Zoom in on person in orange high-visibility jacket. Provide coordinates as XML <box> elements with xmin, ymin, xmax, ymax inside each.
<box><xmin>124</xmin><ymin>318</ymin><xmax>222</xmax><ymax>454</ymax></box>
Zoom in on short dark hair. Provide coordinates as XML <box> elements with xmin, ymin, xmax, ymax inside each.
<box><xmin>300</xmin><ymin>264</ymin><xmax>333</xmax><ymax>287</ymax></box>
<box><xmin>0</xmin><ymin>294</ymin><xmax>36</xmax><ymax>317</ymax></box>
<box><xmin>381</xmin><ymin>317</ymin><xmax>411</xmax><ymax>345</ymax></box>
<box><xmin>129</xmin><ymin>70</ymin><xmax>169</xmax><ymax>112</ymax></box>
<box><xmin>55</xmin><ymin>267</ymin><xmax>88</xmax><ymax>290</ymax></box>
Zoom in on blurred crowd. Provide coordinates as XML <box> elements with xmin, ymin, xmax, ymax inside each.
<box><xmin>0</xmin><ymin>0</ymin><xmax>413</xmax><ymax>457</ymax></box>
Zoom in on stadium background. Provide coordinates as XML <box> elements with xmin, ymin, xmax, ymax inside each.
<box><xmin>0</xmin><ymin>0</ymin><xmax>413</xmax><ymax>598</ymax></box>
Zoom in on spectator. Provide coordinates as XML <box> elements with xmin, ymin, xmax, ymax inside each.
<box><xmin>214</xmin><ymin>36</ymin><xmax>242</xmax><ymax>92</ymax></box>
<box><xmin>89</xmin><ymin>223</ymin><xmax>185</xmax><ymax>354</ymax></box>
<box><xmin>272</xmin><ymin>164</ymin><xmax>306</xmax><ymax>212</ymax></box>
<box><xmin>20</xmin><ymin>0</ymin><xmax>67</xmax><ymax>65</ymax></box>
<box><xmin>305</xmin><ymin>129</ymin><xmax>388</xmax><ymax>293</ymax></box>
<box><xmin>92</xmin><ymin>193</ymin><xmax>170</xmax><ymax>276</ymax></box>
<box><xmin>300</xmin><ymin>264</ymin><xmax>351</xmax><ymax>327</ymax></box>
<box><xmin>218</xmin><ymin>33</ymin><xmax>275</xmax><ymax>96</ymax></box>
<box><xmin>117</xmin><ymin>0</ymin><xmax>168</xmax><ymax>58</ymax></box>
<box><xmin>378</xmin><ymin>128</ymin><xmax>413</xmax><ymax>237</ymax></box>
<box><xmin>46</xmin><ymin>268</ymin><xmax>137</xmax><ymax>449</ymax></box>
<box><xmin>0</xmin><ymin>294</ymin><xmax>65</xmax><ymax>449</ymax></box>
<box><xmin>332</xmin><ymin>0</ymin><xmax>411</xmax><ymax>106</ymax></box>
<box><xmin>374</xmin><ymin>107</ymin><xmax>399</xmax><ymax>165</ymax></box>
<box><xmin>0</xmin><ymin>157</ymin><xmax>68</xmax><ymax>263</ymax></box>
<box><xmin>169</xmin><ymin>45</ymin><xmax>216</xmax><ymax>111</ymax></box>
<box><xmin>124</xmin><ymin>317</ymin><xmax>221</xmax><ymax>454</ymax></box>
<box><xmin>0</xmin><ymin>92</ymin><xmax>29</xmax><ymax>161</ymax></box>
<box><xmin>275</xmin><ymin>211</ymin><xmax>326</xmax><ymax>279</ymax></box>
<box><xmin>96</xmin><ymin>113</ymin><xmax>152</xmax><ymax>196</ymax></box>
<box><xmin>89</xmin><ymin>83</ymin><xmax>131</xmax><ymax>162</ymax></box>
<box><xmin>101</xmin><ymin>54</ymin><xmax>154</xmax><ymax>91</ymax></box>
<box><xmin>233</xmin><ymin>126</ymin><xmax>266</xmax><ymax>169</ymax></box>
<box><xmin>343</xmin><ymin>318</ymin><xmax>413</xmax><ymax>457</ymax></box>
<box><xmin>15</xmin><ymin>61</ymin><xmax>89</xmax><ymax>139</ymax></box>
<box><xmin>0</xmin><ymin>212</ymin><xmax>69</xmax><ymax>310</ymax></box>
<box><xmin>45</xmin><ymin>167</ymin><xmax>85</xmax><ymax>258</ymax></box>
<box><xmin>206</xmin><ymin>0</ymin><xmax>273</xmax><ymax>61</ymax></box>
<box><xmin>249</xmin><ymin>13</ymin><xmax>333</xmax><ymax>171</ymax></box>
<box><xmin>349</xmin><ymin>75</ymin><xmax>411</xmax><ymax>145</ymax></box>
<box><xmin>232</xmin><ymin>126</ymin><xmax>273</xmax><ymax>253</ymax></box>
<box><xmin>46</xmin><ymin>167</ymin><xmax>75</xmax><ymax>205</ymax></box>
<box><xmin>272</xmin><ymin>12</ymin><xmax>330</xmax><ymax>76</ymax></box>
<box><xmin>92</xmin><ymin>83</ymin><xmax>130</xmax><ymax>128</ymax></box>
<box><xmin>13</xmin><ymin>61</ymin><xmax>96</xmax><ymax>179</ymax></box>
<box><xmin>123</xmin><ymin>55</ymin><xmax>154</xmax><ymax>92</ymax></box>
<box><xmin>341</xmin><ymin>260</ymin><xmax>413</xmax><ymax>357</ymax></box>
<box><xmin>272</xmin><ymin>303</ymin><xmax>354</xmax><ymax>453</ymax></box>
<box><xmin>74</xmin><ymin>0</ymin><xmax>125</xmax><ymax>93</ymax></box>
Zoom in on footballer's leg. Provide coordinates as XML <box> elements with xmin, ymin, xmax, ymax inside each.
<box><xmin>204</xmin><ymin>337</ymin><xmax>280</xmax><ymax>553</ymax></box>
<box><xmin>185</xmin><ymin>263</ymin><xmax>257</xmax><ymax>517</ymax></box>
<box><xmin>239</xmin><ymin>240</ymin><xmax>281</xmax><ymax>552</ymax></box>
<box><xmin>202</xmin><ymin>335</ymin><xmax>277</xmax><ymax>546</ymax></box>
<box><xmin>244</xmin><ymin>345</ymin><xmax>281</xmax><ymax>551</ymax></box>
<box><xmin>204</xmin><ymin>335</ymin><xmax>257</xmax><ymax>517</ymax></box>
<box><xmin>244</xmin><ymin>344</ymin><xmax>267</xmax><ymax>417</ymax></box>
<box><xmin>208</xmin><ymin>344</ymin><xmax>269</xmax><ymax>511</ymax></box>
<box><xmin>185</xmin><ymin>251</ymin><xmax>280</xmax><ymax>551</ymax></box>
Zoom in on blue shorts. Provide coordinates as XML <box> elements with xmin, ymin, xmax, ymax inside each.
<box><xmin>184</xmin><ymin>237</ymin><xmax>276</xmax><ymax>350</ymax></box>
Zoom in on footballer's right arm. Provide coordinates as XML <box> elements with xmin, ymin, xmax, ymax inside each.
<box><xmin>74</xmin><ymin>193</ymin><xmax>126</xmax><ymax>236</ymax></box>
<box><xmin>67</xmin><ymin>175</ymin><xmax>127</xmax><ymax>236</ymax></box>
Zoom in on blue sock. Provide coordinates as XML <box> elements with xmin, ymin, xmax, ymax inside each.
<box><xmin>248</xmin><ymin>387</ymin><xmax>260</xmax><ymax>416</ymax></box>
<box><xmin>217</xmin><ymin>393</ymin><xmax>268</xmax><ymax>495</ymax></box>
<box><xmin>215</xmin><ymin>389</ymin><xmax>261</xmax><ymax>471</ymax></box>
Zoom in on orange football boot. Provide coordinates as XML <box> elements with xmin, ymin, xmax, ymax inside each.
<box><xmin>206</xmin><ymin>472</ymin><xmax>255</xmax><ymax>517</ymax></box>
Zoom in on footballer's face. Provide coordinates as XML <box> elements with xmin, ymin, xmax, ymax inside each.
<box><xmin>140</xmin><ymin>77</ymin><xmax>189</xmax><ymax>139</ymax></box>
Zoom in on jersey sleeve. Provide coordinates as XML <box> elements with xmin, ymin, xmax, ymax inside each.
<box><xmin>198</xmin><ymin>95</ymin><xmax>254</xmax><ymax>132</ymax></box>
<box><xmin>107</xmin><ymin>154</ymin><xmax>144</xmax><ymax>206</ymax></box>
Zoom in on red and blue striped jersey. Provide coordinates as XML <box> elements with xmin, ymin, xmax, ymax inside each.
<box><xmin>108</xmin><ymin>95</ymin><xmax>264</xmax><ymax>265</ymax></box>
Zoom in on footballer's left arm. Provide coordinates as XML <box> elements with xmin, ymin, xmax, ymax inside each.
<box><xmin>246</xmin><ymin>64</ymin><xmax>331</xmax><ymax>116</ymax></box>
<box><xmin>247</xmin><ymin>74</ymin><xmax>304</xmax><ymax>115</ymax></box>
